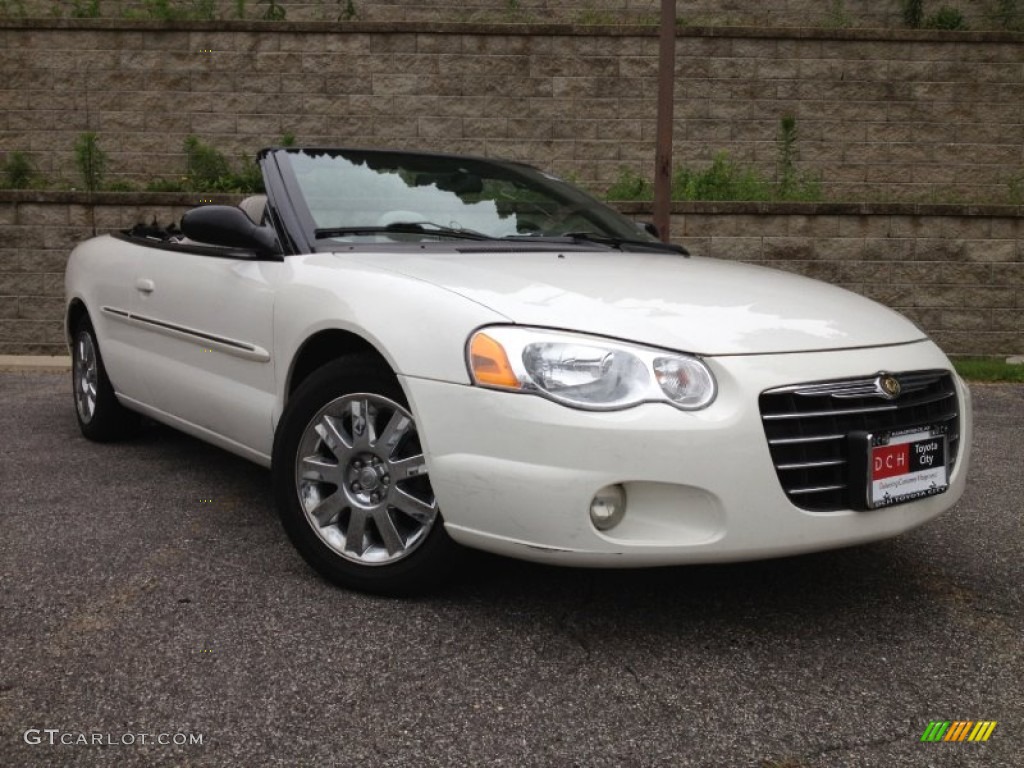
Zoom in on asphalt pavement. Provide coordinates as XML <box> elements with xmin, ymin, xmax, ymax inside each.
<box><xmin>1</xmin><ymin>372</ymin><xmax>1021</xmax><ymax>768</ymax></box>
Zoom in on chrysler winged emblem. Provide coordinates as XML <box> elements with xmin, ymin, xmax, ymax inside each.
<box><xmin>875</xmin><ymin>373</ymin><xmax>902</xmax><ymax>400</ymax></box>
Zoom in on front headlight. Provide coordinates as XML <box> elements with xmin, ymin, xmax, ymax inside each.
<box><xmin>467</xmin><ymin>326</ymin><xmax>716</xmax><ymax>411</ymax></box>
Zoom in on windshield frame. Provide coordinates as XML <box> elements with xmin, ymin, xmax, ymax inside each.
<box><xmin>259</xmin><ymin>147</ymin><xmax>669</xmax><ymax>254</ymax></box>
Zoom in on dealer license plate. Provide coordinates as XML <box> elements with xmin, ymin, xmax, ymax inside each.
<box><xmin>864</xmin><ymin>426</ymin><xmax>949</xmax><ymax>509</ymax></box>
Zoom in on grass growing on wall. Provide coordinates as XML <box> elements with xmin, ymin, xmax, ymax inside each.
<box><xmin>0</xmin><ymin>133</ymin><xmax>299</xmax><ymax>193</ymax></box>
<box><xmin>74</xmin><ymin>132</ymin><xmax>108</xmax><ymax>192</ymax></box>
<box><xmin>823</xmin><ymin>0</ymin><xmax>853</xmax><ymax>28</ymax></box>
<box><xmin>131</xmin><ymin>0</ymin><xmax>190</xmax><ymax>20</ymax></box>
<box><xmin>0</xmin><ymin>0</ymin><xmax>26</xmax><ymax>17</ymax></box>
<box><xmin>675</xmin><ymin>153</ymin><xmax>786</xmax><ymax>201</ymax></box>
<box><xmin>70</xmin><ymin>0</ymin><xmax>100</xmax><ymax>17</ymax></box>
<box><xmin>0</xmin><ymin>0</ymin><xmax>1012</xmax><ymax>27</ymax></box>
<box><xmin>181</xmin><ymin>135</ymin><xmax>262</xmax><ymax>192</ymax></box>
<box><xmin>260</xmin><ymin>0</ymin><xmax>286</xmax><ymax>20</ymax></box>
<box><xmin>901</xmin><ymin>0</ymin><xmax>925</xmax><ymax>27</ymax></box>
<box><xmin>606</xmin><ymin>116</ymin><xmax>823</xmax><ymax>203</ymax></box>
<box><xmin>926</xmin><ymin>6</ymin><xmax>968</xmax><ymax>29</ymax></box>
<box><xmin>0</xmin><ymin>125</ymin><xmax>1017</xmax><ymax>203</ymax></box>
<box><xmin>1</xmin><ymin>151</ymin><xmax>40</xmax><ymax>189</ymax></box>
<box><xmin>1008</xmin><ymin>174</ymin><xmax>1024</xmax><ymax>204</ymax></box>
<box><xmin>901</xmin><ymin>0</ymin><xmax>970</xmax><ymax>30</ymax></box>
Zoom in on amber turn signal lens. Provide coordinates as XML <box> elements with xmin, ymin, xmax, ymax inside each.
<box><xmin>469</xmin><ymin>332</ymin><xmax>520</xmax><ymax>389</ymax></box>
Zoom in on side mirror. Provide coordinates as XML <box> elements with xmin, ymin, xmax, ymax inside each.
<box><xmin>181</xmin><ymin>205</ymin><xmax>280</xmax><ymax>257</ymax></box>
<box><xmin>637</xmin><ymin>221</ymin><xmax>661</xmax><ymax>239</ymax></box>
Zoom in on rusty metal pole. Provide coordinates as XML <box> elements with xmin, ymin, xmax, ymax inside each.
<box><xmin>653</xmin><ymin>0</ymin><xmax>676</xmax><ymax>243</ymax></box>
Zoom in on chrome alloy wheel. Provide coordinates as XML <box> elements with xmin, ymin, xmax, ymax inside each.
<box><xmin>294</xmin><ymin>393</ymin><xmax>438</xmax><ymax>566</ymax></box>
<box><xmin>73</xmin><ymin>330</ymin><xmax>99</xmax><ymax>423</ymax></box>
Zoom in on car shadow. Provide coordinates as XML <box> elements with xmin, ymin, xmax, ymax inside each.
<box><xmin>426</xmin><ymin>536</ymin><xmax>949</xmax><ymax>643</ymax></box>
<box><xmin>120</xmin><ymin>421</ymin><xmax>948</xmax><ymax>636</ymax></box>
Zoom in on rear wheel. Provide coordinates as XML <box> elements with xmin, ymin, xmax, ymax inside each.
<box><xmin>71</xmin><ymin>318</ymin><xmax>140</xmax><ymax>442</ymax></box>
<box><xmin>272</xmin><ymin>357</ymin><xmax>459</xmax><ymax>595</ymax></box>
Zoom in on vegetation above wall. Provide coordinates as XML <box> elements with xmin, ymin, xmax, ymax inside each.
<box><xmin>606</xmin><ymin>114</ymin><xmax>1023</xmax><ymax>206</ymax></box>
<box><xmin>605</xmin><ymin>162</ymin><xmax>1024</xmax><ymax>205</ymax></box>
<box><xmin>1</xmin><ymin>18</ymin><xmax>1022</xmax><ymax>204</ymax></box>
<box><xmin>0</xmin><ymin>0</ymin><xmax>1022</xmax><ymax>30</ymax></box>
<box><xmin>0</xmin><ymin>1</ymin><xmax>644</xmax><ymax>24</ymax></box>
<box><xmin>606</xmin><ymin>116</ymin><xmax>824</xmax><ymax>204</ymax></box>
<box><xmin>3</xmin><ymin>124</ymin><xmax>1023</xmax><ymax>206</ymax></box>
<box><xmin>1</xmin><ymin>134</ymin><xmax>283</xmax><ymax>194</ymax></box>
<box><xmin>0</xmin><ymin>1</ymin><xmax>292</xmax><ymax>21</ymax></box>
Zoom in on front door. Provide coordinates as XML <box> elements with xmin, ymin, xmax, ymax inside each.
<box><xmin>128</xmin><ymin>247</ymin><xmax>281</xmax><ymax>459</ymax></box>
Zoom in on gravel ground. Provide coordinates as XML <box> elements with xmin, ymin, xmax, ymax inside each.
<box><xmin>1</xmin><ymin>373</ymin><xmax>1021</xmax><ymax>768</ymax></box>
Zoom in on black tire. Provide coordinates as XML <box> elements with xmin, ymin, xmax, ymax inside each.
<box><xmin>272</xmin><ymin>356</ymin><xmax>460</xmax><ymax>596</ymax></box>
<box><xmin>71</xmin><ymin>317</ymin><xmax>141</xmax><ymax>442</ymax></box>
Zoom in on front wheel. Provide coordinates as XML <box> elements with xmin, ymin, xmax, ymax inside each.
<box><xmin>71</xmin><ymin>318</ymin><xmax>140</xmax><ymax>442</ymax></box>
<box><xmin>272</xmin><ymin>357</ymin><xmax>459</xmax><ymax>595</ymax></box>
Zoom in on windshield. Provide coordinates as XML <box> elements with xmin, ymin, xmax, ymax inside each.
<box><xmin>271</xmin><ymin>148</ymin><xmax>662</xmax><ymax>247</ymax></box>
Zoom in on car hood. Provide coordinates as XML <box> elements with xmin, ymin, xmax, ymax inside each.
<box><xmin>337</xmin><ymin>248</ymin><xmax>925</xmax><ymax>356</ymax></box>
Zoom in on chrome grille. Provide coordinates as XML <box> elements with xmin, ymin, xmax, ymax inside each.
<box><xmin>759</xmin><ymin>370</ymin><xmax>960</xmax><ymax>512</ymax></box>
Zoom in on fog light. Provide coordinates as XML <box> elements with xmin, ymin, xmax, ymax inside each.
<box><xmin>590</xmin><ymin>484</ymin><xmax>626</xmax><ymax>531</ymax></box>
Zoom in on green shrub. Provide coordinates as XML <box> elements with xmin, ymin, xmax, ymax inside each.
<box><xmin>184</xmin><ymin>136</ymin><xmax>264</xmax><ymax>193</ymax></box>
<box><xmin>1008</xmin><ymin>174</ymin><xmax>1024</xmax><ymax>205</ymax></box>
<box><xmin>184</xmin><ymin>135</ymin><xmax>232</xmax><ymax>191</ymax></box>
<box><xmin>70</xmin><ymin>0</ymin><xmax>101</xmax><ymax>17</ymax></box>
<box><xmin>140</xmin><ymin>0</ymin><xmax>180</xmax><ymax>19</ymax></box>
<box><xmin>901</xmin><ymin>0</ymin><xmax>924</xmax><ymax>27</ymax></box>
<box><xmin>925</xmin><ymin>6</ymin><xmax>968</xmax><ymax>28</ymax></box>
<box><xmin>146</xmin><ymin>177</ymin><xmax>189</xmax><ymax>193</ymax></box>
<box><xmin>772</xmin><ymin>115</ymin><xmax>823</xmax><ymax>201</ymax></box>
<box><xmin>1</xmin><ymin>151</ymin><xmax>39</xmax><ymax>189</ymax></box>
<box><xmin>339</xmin><ymin>0</ymin><xmax>358</xmax><ymax>20</ymax></box>
<box><xmin>673</xmin><ymin>153</ymin><xmax>774</xmax><ymax>202</ymax></box>
<box><xmin>824</xmin><ymin>0</ymin><xmax>852</xmax><ymax>28</ymax></box>
<box><xmin>606</xmin><ymin>168</ymin><xmax>653</xmax><ymax>201</ymax></box>
<box><xmin>605</xmin><ymin>117</ymin><xmax>822</xmax><ymax>203</ymax></box>
<box><xmin>190</xmin><ymin>0</ymin><xmax>217</xmax><ymax>20</ymax></box>
<box><xmin>0</xmin><ymin>0</ymin><xmax>27</xmax><ymax>17</ymax></box>
<box><xmin>261</xmin><ymin>0</ymin><xmax>286</xmax><ymax>20</ymax></box>
<box><xmin>105</xmin><ymin>179</ymin><xmax>137</xmax><ymax>192</ymax></box>
<box><xmin>74</xmin><ymin>132</ymin><xmax>107</xmax><ymax>192</ymax></box>
<box><xmin>134</xmin><ymin>0</ymin><xmax>221</xmax><ymax>20</ymax></box>
<box><xmin>234</xmin><ymin>156</ymin><xmax>264</xmax><ymax>193</ymax></box>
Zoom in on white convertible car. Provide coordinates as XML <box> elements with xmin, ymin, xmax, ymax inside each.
<box><xmin>65</xmin><ymin>148</ymin><xmax>972</xmax><ymax>594</ymax></box>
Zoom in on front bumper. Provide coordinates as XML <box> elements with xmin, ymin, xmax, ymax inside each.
<box><xmin>400</xmin><ymin>340</ymin><xmax>972</xmax><ymax>567</ymax></box>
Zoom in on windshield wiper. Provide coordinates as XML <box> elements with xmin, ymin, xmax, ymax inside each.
<box><xmin>314</xmin><ymin>222</ymin><xmax>493</xmax><ymax>241</ymax></box>
<box><xmin>504</xmin><ymin>232</ymin><xmax>689</xmax><ymax>255</ymax></box>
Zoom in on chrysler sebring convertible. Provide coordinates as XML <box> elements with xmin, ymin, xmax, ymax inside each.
<box><xmin>65</xmin><ymin>148</ymin><xmax>972</xmax><ymax>594</ymax></box>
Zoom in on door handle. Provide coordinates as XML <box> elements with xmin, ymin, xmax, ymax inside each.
<box><xmin>136</xmin><ymin>279</ymin><xmax>155</xmax><ymax>294</ymax></box>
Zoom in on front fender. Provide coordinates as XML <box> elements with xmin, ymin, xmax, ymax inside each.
<box><xmin>272</xmin><ymin>253</ymin><xmax>509</xmax><ymax>418</ymax></box>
